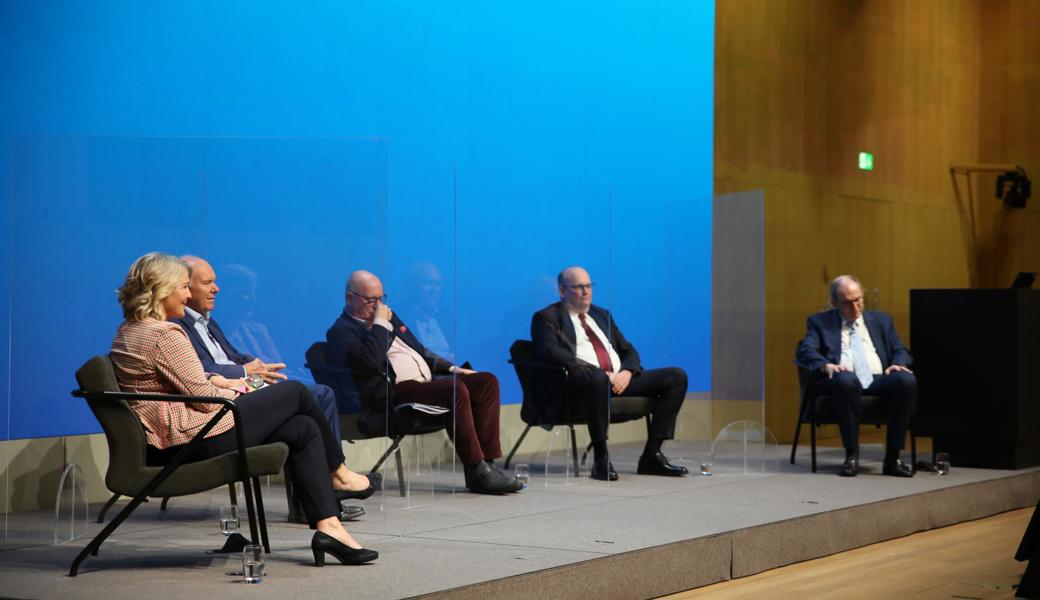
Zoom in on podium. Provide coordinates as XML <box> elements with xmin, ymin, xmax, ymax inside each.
<box><xmin>910</xmin><ymin>289</ymin><xmax>1040</xmax><ymax>469</ymax></box>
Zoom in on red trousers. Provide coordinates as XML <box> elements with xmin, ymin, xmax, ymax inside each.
<box><xmin>394</xmin><ymin>372</ymin><xmax>502</xmax><ymax>465</ymax></box>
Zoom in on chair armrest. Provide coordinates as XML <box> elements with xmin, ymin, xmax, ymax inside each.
<box><xmin>508</xmin><ymin>359</ymin><xmax>569</xmax><ymax>376</ymax></box>
<box><xmin>70</xmin><ymin>384</ymin><xmax>266</xmax><ymax>546</ymax></box>
<box><xmin>72</xmin><ymin>389</ymin><xmax>251</xmax><ymax>479</ymax></box>
<box><xmin>73</xmin><ymin>389</ymin><xmax>232</xmax><ymax>406</ymax></box>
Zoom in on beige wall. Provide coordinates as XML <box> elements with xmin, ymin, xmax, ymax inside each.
<box><xmin>716</xmin><ymin>0</ymin><xmax>1040</xmax><ymax>442</ymax></box>
<box><xmin>2</xmin><ymin>395</ymin><xmax>714</xmax><ymax>514</ymax></box>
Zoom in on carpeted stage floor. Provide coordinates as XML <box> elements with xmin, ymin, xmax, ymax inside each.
<box><xmin>1</xmin><ymin>441</ymin><xmax>1036</xmax><ymax>600</ymax></box>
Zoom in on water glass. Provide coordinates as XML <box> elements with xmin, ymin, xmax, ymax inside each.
<box><xmin>242</xmin><ymin>544</ymin><xmax>265</xmax><ymax>584</ymax></box>
<box><xmin>515</xmin><ymin>464</ymin><xmax>530</xmax><ymax>489</ymax></box>
<box><xmin>700</xmin><ymin>456</ymin><xmax>714</xmax><ymax>477</ymax></box>
<box><xmin>935</xmin><ymin>452</ymin><xmax>951</xmax><ymax>476</ymax></box>
<box><xmin>220</xmin><ymin>505</ymin><xmax>240</xmax><ymax>536</ymax></box>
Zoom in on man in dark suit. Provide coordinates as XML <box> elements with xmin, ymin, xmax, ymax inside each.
<box><xmin>172</xmin><ymin>256</ymin><xmax>368</xmax><ymax>520</ymax></box>
<box><xmin>796</xmin><ymin>274</ymin><xmax>916</xmax><ymax>477</ymax></box>
<box><xmin>531</xmin><ymin>266</ymin><xmax>689</xmax><ymax>481</ymax></box>
<box><xmin>326</xmin><ymin>270</ymin><xmax>521</xmax><ymax>495</ymax></box>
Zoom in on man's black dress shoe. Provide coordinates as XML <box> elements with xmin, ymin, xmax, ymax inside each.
<box><xmin>464</xmin><ymin>461</ymin><xmax>522</xmax><ymax>494</ymax></box>
<box><xmin>335</xmin><ymin>472</ymin><xmax>383</xmax><ymax>501</ymax></box>
<box><xmin>882</xmin><ymin>459</ymin><xmax>914</xmax><ymax>478</ymax></box>
<box><xmin>839</xmin><ymin>451</ymin><xmax>859</xmax><ymax>477</ymax></box>
<box><xmin>339</xmin><ymin>505</ymin><xmax>365</xmax><ymax>521</ymax></box>
<box><xmin>591</xmin><ymin>457</ymin><xmax>619</xmax><ymax>481</ymax></box>
<box><xmin>311</xmin><ymin>531</ymin><xmax>378</xmax><ymax>566</ymax></box>
<box><xmin>637</xmin><ymin>452</ymin><xmax>689</xmax><ymax>477</ymax></box>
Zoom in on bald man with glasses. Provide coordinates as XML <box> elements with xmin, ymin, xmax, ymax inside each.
<box><xmin>530</xmin><ymin>266</ymin><xmax>689</xmax><ymax>481</ymax></box>
<box><xmin>326</xmin><ymin>270</ymin><xmax>521</xmax><ymax>495</ymax></box>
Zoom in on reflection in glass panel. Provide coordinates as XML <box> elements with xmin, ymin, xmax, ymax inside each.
<box><xmin>458</xmin><ymin>180</ymin><xmax>610</xmax><ymax>487</ymax></box>
<box><xmin>199</xmin><ymin>138</ymin><xmax>393</xmax><ymax>519</ymax></box>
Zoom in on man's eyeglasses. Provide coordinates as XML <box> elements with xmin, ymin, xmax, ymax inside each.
<box><xmin>565</xmin><ymin>283</ymin><xmax>595</xmax><ymax>292</ymax></box>
<box><xmin>348</xmin><ymin>291</ymin><xmax>388</xmax><ymax>305</ymax></box>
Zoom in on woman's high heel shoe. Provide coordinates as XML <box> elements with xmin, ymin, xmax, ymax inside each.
<box><xmin>334</xmin><ymin>471</ymin><xmax>383</xmax><ymax>501</ymax></box>
<box><xmin>311</xmin><ymin>531</ymin><xmax>378</xmax><ymax>566</ymax></box>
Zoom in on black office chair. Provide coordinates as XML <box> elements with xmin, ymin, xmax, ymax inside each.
<box><xmin>503</xmin><ymin>339</ymin><xmax>655</xmax><ymax>471</ymax></box>
<box><xmin>305</xmin><ymin>341</ymin><xmax>447</xmax><ymax>497</ymax></box>
<box><xmin>790</xmin><ymin>361</ymin><xmax>916</xmax><ymax>472</ymax></box>
<box><xmin>71</xmin><ymin>355</ymin><xmax>287</xmax><ymax>576</ymax></box>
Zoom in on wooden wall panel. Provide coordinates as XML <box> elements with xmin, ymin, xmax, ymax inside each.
<box><xmin>712</xmin><ymin>0</ymin><xmax>1040</xmax><ymax>443</ymax></box>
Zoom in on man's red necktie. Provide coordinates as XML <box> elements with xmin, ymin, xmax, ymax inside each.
<box><xmin>579</xmin><ymin>313</ymin><xmax>614</xmax><ymax>372</ymax></box>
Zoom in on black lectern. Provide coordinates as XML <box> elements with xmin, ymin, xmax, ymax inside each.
<box><xmin>910</xmin><ymin>289</ymin><xmax>1040</xmax><ymax>469</ymax></box>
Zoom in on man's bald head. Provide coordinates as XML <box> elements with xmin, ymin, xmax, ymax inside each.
<box><xmin>346</xmin><ymin>270</ymin><xmax>385</xmax><ymax>320</ymax></box>
<box><xmin>181</xmin><ymin>255</ymin><xmax>219</xmax><ymax>313</ymax></box>
<box><xmin>558</xmin><ymin>266</ymin><xmax>593</xmax><ymax>313</ymax></box>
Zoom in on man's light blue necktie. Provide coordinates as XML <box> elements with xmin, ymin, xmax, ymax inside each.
<box><xmin>849</xmin><ymin>322</ymin><xmax>874</xmax><ymax>389</ymax></box>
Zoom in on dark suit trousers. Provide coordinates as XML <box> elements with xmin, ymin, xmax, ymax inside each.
<box><xmin>307</xmin><ymin>383</ymin><xmax>341</xmax><ymax>441</ymax></box>
<box><xmin>159</xmin><ymin>381</ymin><xmax>344</xmax><ymax>528</ymax></box>
<box><xmin>394</xmin><ymin>372</ymin><xmax>502</xmax><ymax>465</ymax></box>
<box><xmin>567</xmin><ymin>367</ymin><xmax>688</xmax><ymax>443</ymax></box>
<box><xmin>812</xmin><ymin>370</ymin><xmax>917</xmax><ymax>452</ymax></box>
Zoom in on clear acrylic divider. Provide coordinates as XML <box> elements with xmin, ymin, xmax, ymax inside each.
<box><xmin>54</xmin><ymin>462</ymin><xmax>90</xmax><ymax>545</ymax></box>
<box><xmin>709</xmin><ymin>420</ymin><xmax>781</xmax><ymax>475</ymax></box>
<box><xmin>377</xmin><ymin>159</ymin><xmax>458</xmax><ymax>511</ymax></box>
<box><xmin>8</xmin><ymin>136</ymin><xmax>209</xmax><ymax>545</ymax></box>
<box><xmin>710</xmin><ymin>190</ymin><xmax>771</xmax><ymax>474</ymax></box>
<box><xmin>457</xmin><ymin>178</ymin><xmax>611</xmax><ymax>490</ymax></box>
<box><xmin>199</xmin><ymin>137</ymin><xmax>390</xmax><ymax>529</ymax></box>
<box><xmin>662</xmin><ymin>201</ymin><xmax>715</xmax><ymax>472</ymax></box>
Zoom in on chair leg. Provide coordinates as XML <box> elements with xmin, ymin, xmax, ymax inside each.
<box><xmin>810</xmin><ymin>422</ymin><xmax>818</xmax><ymax>473</ymax></box>
<box><xmin>504</xmin><ymin>424</ymin><xmax>533</xmax><ymax>469</ymax></box>
<box><xmin>96</xmin><ymin>493</ymin><xmax>120</xmax><ymax>523</ymax></box>
<box><xmin>238</xmin><ymin>476</ymin><xmax>260</xmax><ymax>551</ymax></box>
<box><xmin>252</xmin><ymin>477</ymin><xmax>270</xmax><ymax>553</ymax></box>
<box><xmin>790</xmin><ymin>421</ymin><xmax>803</xmax><ymax>465</ymax></box>
<box><xmin>395</xmin><ymin>447</ymin><xmax>406</xmax><ymax>498</ymax></box>
<box><xmin>229</xmin><ymin>483</ymin><xmax>238</xmax><ymax>505</ymax></box>
<box><xmin>568</xmin><ymin>426</ymin><xmax>579</xmax><ymax>475</ymax></box>
<box><xmin>160</xmin><ymin>497</ymin><xmax>171</xmax><ymax>511</ymax></box>
<box><xmin>70</xmin><ymin>490</ymin><xmax>152</xmax><ymax>576</ymax></box>
<box><xmin>371</xmin><ymin>436</ymin><xmax>403</xmax><ymax>473</ymax></box>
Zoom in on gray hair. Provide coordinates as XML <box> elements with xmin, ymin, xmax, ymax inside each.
<box><xmin>829</xmin><ymin>274</ymin><xmax>863</xmax><ymax>304</ymax></box>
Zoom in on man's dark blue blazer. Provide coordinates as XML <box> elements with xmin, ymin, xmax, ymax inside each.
<box><xmin>795</xmin><ymin>309</ymin><xmax>912</xmax><ymax>373</ymax></box>
<box><xmin>528</xmin><ymin>302</ymin><xmax>644</xmax><ymax>426</ymax></box>
<box><xmin>169</xmin><ymin>314</ymin><xmax>254</xmax><ymax>378</ymax></box>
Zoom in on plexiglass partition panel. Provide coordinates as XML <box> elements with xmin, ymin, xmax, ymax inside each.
<box><xmin>199</xmin><ymin>137</ymin><xmax>391</xmax><ymax>518</ymax></box>
<box><xmin>378</xmin><ymin>160</ymin><xmax>458</xmax><ymax>508</ymax></box>
<box><xmin>457</xmin><ymin>179</ymin><xmax>611</xmax><ymax>488</ymax></box>
<box><xmin>710</xmin><ymin>190</ymin><xmax>776</xmax><ymax>474</ymax></box>
<box><xmin>5</xmin><ymin>136</ymin><xmax>387</xmax><ymax>542</ymax></box>
<box><xmin>663</xmin><ymin>201</ymin><xmax>715</xmax><ymax>471</ymax></box>
<box><xmin>6</xmin><ymin>136</ymin><xmax>207</xmax><ymax>544</ymax></box>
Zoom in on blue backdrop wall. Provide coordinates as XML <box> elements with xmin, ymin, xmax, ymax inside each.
<box><xmin>0</xmin><ymin>1</ymin><xmax>714</xmax><ymax>440</ymax></box>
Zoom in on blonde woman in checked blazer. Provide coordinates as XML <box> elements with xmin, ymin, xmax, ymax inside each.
<box><xmin>110</xmin><ymin>252</ymin><xmax>377</xmax><ymax>566</ymax></box>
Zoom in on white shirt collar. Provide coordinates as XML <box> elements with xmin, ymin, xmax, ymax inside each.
<box><xmin>184</xmin><ymin>306</ymin><xmax>211</xmax><ymax>326</ymax></box>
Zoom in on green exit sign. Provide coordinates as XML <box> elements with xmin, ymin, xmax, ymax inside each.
<box><xmin>858</xmin><ymin>152</ymin><xmax>874</xmax><ymax>171</ymax></box>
